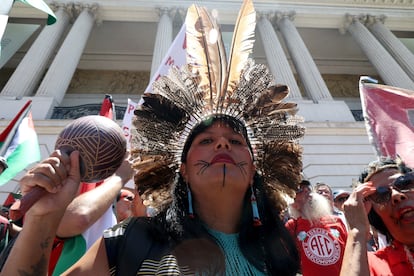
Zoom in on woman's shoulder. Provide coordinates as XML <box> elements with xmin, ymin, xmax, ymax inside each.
<box><xmin>104</xmin><ymin>216</ymin><xmax>166</xmax><ymax>242</ymax></box>
<box><xmin>104</xmin><ymin>216</ymin><xmax>172</xmax><ymax>275</ymax></box>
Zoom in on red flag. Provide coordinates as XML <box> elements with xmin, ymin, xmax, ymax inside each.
<box><xmin>360</xmin><ymin>77</ymin><xmax>414</xmax><ymax>167</ymax></box>
<box><xmin>99</xmin><ymin>94</ymin><xmax>115</xmax><ymax>120</ymax></box>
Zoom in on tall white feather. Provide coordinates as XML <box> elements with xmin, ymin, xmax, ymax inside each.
<box><xmin>223</xmin><ymin>0</ymin><xmax>256</xmax><ymax>98</ymax></box>
<box><xmin>185</xmin><ymin>4</ymin><xmax>227</xmax><ymax>111</ymax></box>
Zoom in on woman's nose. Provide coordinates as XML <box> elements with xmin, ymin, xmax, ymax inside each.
<box><xmin>215</xmin><ymin>137</ymin><xmax>231</xmax><ymax>150</ymax></box>
<box><xmin>391</xmin><ymin>188</ymin><xmax>407</xmax><ymax>205</ymax></box>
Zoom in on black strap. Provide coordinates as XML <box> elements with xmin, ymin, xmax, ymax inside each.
<box><xmin>116</xmin><ymin>218</ymin><xmax>154</xmax><ymax>276</ymax></box>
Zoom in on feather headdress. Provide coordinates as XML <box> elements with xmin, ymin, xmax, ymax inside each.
<box><xmin>131</xmin><ymin>0</ymin><xmax>305</xmax><ymax>213</ymax></box>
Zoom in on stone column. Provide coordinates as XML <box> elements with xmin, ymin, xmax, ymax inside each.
<box><xmin>367</xmin><ymin>15</ymin><xmax>414</xmax><ymax>81</ymax></box>
<box><xmin>345</xmin><ymin>14</ymin><xmax>413</xmax><ymax>90</ymax></box>
<box><xmin>276</xmin><ymin>12</ymin><xmax>333</xmax><ymax>102</ymax></box>
<box><xmin>1</xmin><ymin>5</ymin><xmax>71</xmax><ymax>98</ymax></box>
<box><xmin>35</xmin><ymin>4</ymin><xmax>98</xmax><ymax>106</ymax></box>
<box><xmin>150</xmin><ymin>8</ymin><xmax>174</xmax><ymax>78</ymax></box>
<box><xmin>257</xmin><ymin>13</ymin><xmax>302</xmax><ymax>100</ymax></box>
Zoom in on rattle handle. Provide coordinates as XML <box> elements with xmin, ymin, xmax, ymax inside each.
<box><xmin>9</xmin><ymin>147</ymin><xmax>79</xmax><ymax>221</ymax></box>
<box><xmin>9</xmin><ymin>186</ymin><xmax>47</xmax><ymax>221</ymax></box>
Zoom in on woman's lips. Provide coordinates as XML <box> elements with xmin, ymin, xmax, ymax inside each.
<box><xmin>397</xmin><ymin>206</ymin><xmax>414</xmax><ymax>223</ymax></box>
<box><xmin>210</xmin><ymin>153</ymin><xmax>235</xmax><ymax>165</ymax></box>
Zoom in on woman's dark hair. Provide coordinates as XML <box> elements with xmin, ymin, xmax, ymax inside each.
<box><xmin>155</xmin><ymin>115</ymin><xmax>300</xmax><ymax>275</ymax></box>
<box><xmin>239</xmin><ymin>173</ymin><xmax>300</xmax><ymax>275</ymax></box>
<box><xmin>359</xmin><ymin>156</ymin><xmax>412</xmax><ymax>240</ymax></box>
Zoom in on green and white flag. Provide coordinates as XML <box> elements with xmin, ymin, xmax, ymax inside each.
<box><xmin>0</xmin><ymin>100</ymin><xmax>41</xmax><ymax>186</ymax></box>
<box><xmin>1</xmin><ymin>0</ymin><xmax>56</xmax><ymax>54</ymax></box>
<box><xmin>16</xmin><ymin>0</ymin><xmax>57</xmax><ymax>25</ymax></box>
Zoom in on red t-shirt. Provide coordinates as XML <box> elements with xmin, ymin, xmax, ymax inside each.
<box><xmin>285</xmin><ymin>216</ymin><xmax>347</xmax><ymax>276</ymax></box>
<box><xmin>368</xmin><ymin>240</ymin><xmax>414</xmax><ymax>275</ymax></box>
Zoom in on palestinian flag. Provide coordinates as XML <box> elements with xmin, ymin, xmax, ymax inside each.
<box><xmin>0</xmin><ymin>100</ymin><xmax>41</xmax><ymax>186</ymax></box>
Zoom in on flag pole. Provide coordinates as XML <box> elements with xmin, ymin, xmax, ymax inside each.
<box><xmin>359</xmin><ymin>77</ymin><xmax>382</xmax><ymax>159</ymax></box>
<box><xmin>0</xmin><ymin>100</ymin><xmax>32</xmax><ymax>157</ymax></box>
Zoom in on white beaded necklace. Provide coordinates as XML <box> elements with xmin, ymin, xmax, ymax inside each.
<box><xmin>403</xmin><ymin>245</ymin><xmax>414</xmax><ymax>271</ymax></box>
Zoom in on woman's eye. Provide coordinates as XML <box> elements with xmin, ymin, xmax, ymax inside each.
<box><xmin>199</xmin><ymin>138</ymin><xmax>213</xmax><ymax>144</ymax></box>
<box><xmin>230</xmin><ymin>139</ymin><xmax>242</xmax><ymax>145</ymax></box>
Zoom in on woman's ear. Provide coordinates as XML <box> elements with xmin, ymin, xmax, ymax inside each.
<box><xmin>180</xmin><ymin>163</ymin><xmax>187</xmax><ymax>182</ymax></box>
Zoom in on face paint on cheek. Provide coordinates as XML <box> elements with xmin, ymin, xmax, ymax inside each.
<box><xmin>222</xmin><ymin>164</ymin><xmax>226</xmax><ymax>187</ymax></box>
<box><xmin>194</xmin><ymin>160</ymin><xmax>210</xmax><ymax>175</ymax></box>
<box><xmin>237</xmin><ymin>161</ymin><xmax>248</xmax><ymax>178</ymax></box>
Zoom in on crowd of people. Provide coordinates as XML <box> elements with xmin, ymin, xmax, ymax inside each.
<box><xmin>3</xmin><ymin>150</ymin><xmax>413</xmax><ymax>276</ymax></box>
<box><xmin>1</xmin><ymin>1</ymin><xmax>414</xmax><ymax>275</ymax></box>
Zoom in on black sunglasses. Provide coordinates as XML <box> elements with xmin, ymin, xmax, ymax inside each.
<box><xmin>124</xmin><ymin>195</ymin><xmax>134</xmax><ymax>201</ymax></box>
<box><xmin>335</xmin><ymin>196</ymin><xmax>349</xmax><ymax>203</ymax></box>
<box><xmin>296</xmin><ymin>186</ymin><xmax>310</xmax><ymax>194</ymax></box>
<box><xmin>367</xmin><ymin>172</ymin><xmax>414</xmax><ymax>204</ymax></box>
<box><xmin>117</xmin><ymin>193</ymin><xmax>135</xmax><ymax>202</ymax></box>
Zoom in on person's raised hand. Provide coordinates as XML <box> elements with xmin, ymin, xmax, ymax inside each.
<box><xmin>343</xmin><ymin>181</ymin><xmax>376</xmax><ymax>238</ymax></box>
<box><xmin>19</xmin><ymin>150</ymin><xmax>81</xmax><ymax>217</ymax></box>
<box><xmin>114</xmin><ymin>151</ymin><xmax>134</xmax><ymax>185</ymax></box>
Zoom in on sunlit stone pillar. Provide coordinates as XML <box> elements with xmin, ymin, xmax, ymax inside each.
<box><xmin>276</xmin><ymin>12</ymin><xmax>333</xmax><ymax>102</ymax></box>
<box><xmin>257</xmin><ymin>12</ymin><xmax>302</xmax><ymax>100</ymax></box>
<box><xmin>150</xmin><ymin>8</ymin><xmax>174</xmax><ymax>78</ymax></box>
<box><xmin>345</xmin><ymin>14</ymin><xmax>413</xmax><ymax>90</ymax></box>
<box><xmin>1</xmin><ymin>5</ymin><xmax>71</xmax><ymax>98</ymax></box>
<box><xmin>35</xmin><ymin>3</ymin><xmax>98</xmax><ymax>118</ymax></box>
<box><xmin>367</xmin><ymin>15</ymin><xmax>414</xmax><ymax>81</ymax></box>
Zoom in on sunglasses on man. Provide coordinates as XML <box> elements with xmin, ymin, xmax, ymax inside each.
<box><xmin>335</xmin><ymin>196</ymin><xmax>349</xmax><ymax>203</ymax></box>
<box><xmin>296</xmin><ymin>186</ymin><xmax>311</xmax><ymax>194</ymax></box>
<box><xmin>367</xmin><ymin>172</ymin><xmax>414</xmax><ymax>204</ymax></box>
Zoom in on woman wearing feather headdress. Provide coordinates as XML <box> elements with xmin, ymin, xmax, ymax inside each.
<box><xmin>0</xmin><ymin>1</ymin><xmax>305</xmax><ymax>275</ymax></box>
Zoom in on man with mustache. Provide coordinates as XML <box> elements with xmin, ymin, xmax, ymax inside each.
<box><xmin>286</xmin><ymin>180</ymin><xmax>348</xmax><ymax>276</ymax></box>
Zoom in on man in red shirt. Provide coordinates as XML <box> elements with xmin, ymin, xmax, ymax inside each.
<box><xmin>286</xmin><ymin>180</ymin><xmax>348</xmax><ymax>276</ymax></box>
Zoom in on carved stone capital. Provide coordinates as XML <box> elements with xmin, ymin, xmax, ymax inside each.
<box><xmin>345</xmin><ymin>13</ymin><xmax>368</xmax><ymax>25</ymax></box>
<box><xmin>256</xmin><ymin>11</ymin><xmax>274</xmax><ymax>25</ymax></box>
<box><xmin>341</xmin><ymin>13</ymin><xmax>368</xmax><ymax>33</ymax></box>
<box><xmin>175</xmin><ymin>8</ymin><xmax>186</xmax><ymax>22</ymax></box>
<box><xmin>156</xmin><ymin>7</ymin><xmax>176</xmax><ymax>20</ymax></box>
<box><xmin>366</xmin><ymin>14</ymin><xmax>387</xmax><ymax>27</ymax></box>
<box><xmin>73</xmin><ymin>2</ymin><xmax>100</xmax><ymax>24</ymax></box>
<box><xmin>275</xmin><ymin>11</ymin><xmax>296</xmax><ymax>25</ymax></box>
<box><xmin>49</xmin><ymin>2</ymin><xmax>75</xmax><ymax>21</ymax></box>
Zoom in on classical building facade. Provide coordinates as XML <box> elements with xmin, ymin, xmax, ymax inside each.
<box><xmin>0</xmin><ymin>0</ymin><xmax>413</xmax><ymax>198</ymax></box>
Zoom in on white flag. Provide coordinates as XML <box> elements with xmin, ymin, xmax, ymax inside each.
<box><xmin>144</xmin><ymin>23</ymin><xmax>187</xmax><ymax>93</ymax></box>
<box><xmin>122</xmin><ymin>99</ymin><xmax>138</xmax><ymax>149</ymax></box>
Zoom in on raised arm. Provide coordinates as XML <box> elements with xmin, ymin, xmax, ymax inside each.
<box><xmin>0</xmin><ymin>150</ymin><xmax>81</xmax><ymax>276</ymax></box>
<box><xmin>340</xmin><ymin>183</ymin><xmax>374</xmax><ymax>276</ymax></box>
<box><xmin>57</xmin><ymin>154</ymin><xmax>134</xmax><ymax>237</ymax></box>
